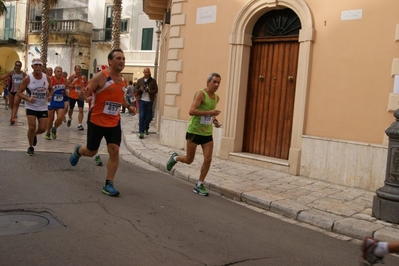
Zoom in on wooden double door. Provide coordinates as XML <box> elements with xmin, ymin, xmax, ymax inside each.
<box><xmin>242</xmin><ymin>36</ymin><xmax>299</xmax><ymax>160</ymax></box>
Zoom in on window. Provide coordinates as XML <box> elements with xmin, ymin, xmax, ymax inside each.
<box><xmin>121</xmin><ymin>19</ymin><xmax>128</xmax><ymax>33</ymax></box>
<box><xmin>141</xmin><ymin>28</ymin><xmax>153</xmax><ymax>50</ymax></box>
<box><xmin>105</xmin><ymin>6</ymin><xmax>113</xmax><ymax>41</ymax></box>
<box><xmin>4</xmin><ymin>5</ymin><xmax>15</xmax><ymax>40</ymax></box>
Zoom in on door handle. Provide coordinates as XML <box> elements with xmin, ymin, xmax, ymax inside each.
<box><xmin>288</xmin><ymin>76</ymin><xmax>294</xmax><ymax>81</ymax></box>
<box><xmin>259</xmin><ymin>75</ymin><xmax>264</xmax><ymax>80</ymax></box>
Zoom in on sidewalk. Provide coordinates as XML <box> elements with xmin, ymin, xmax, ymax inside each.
<box><xmin>121</xmin><ymin>116</ymin><xmax>399</xmax><ymax>243</ymax></box>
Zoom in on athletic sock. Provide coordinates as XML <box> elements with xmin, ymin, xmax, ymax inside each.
<box><xmin>374</xmin><ymin>242</ymin><xmax>389</xmax><ymax>257</ymax></box>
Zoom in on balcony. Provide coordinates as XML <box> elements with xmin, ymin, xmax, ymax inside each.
<box><xmin>124</xmin><ymin>50</ymin><xmax>156</xmax><ymax>66</ymax></box>
<box><xmin>29</xmin><ymin>20</ymin><xmax>92</xmax><ymax>35</ymax></box>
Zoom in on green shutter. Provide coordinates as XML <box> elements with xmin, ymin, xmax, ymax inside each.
<box><xmin>141</xmin><ymin>28</ymin><xmax>153</xmax><ymax>50</ymax></box>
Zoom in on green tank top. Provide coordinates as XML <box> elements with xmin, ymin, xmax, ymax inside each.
<box><xmin>187</xmin><ymin>89</ymin><xmax>218</xmax><ymax>136</ymax></box>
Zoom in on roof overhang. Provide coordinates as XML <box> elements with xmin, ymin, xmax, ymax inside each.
<box><xmin>143</xmin><ymin>0</ymin><xmax>168</xmax><ymax>21</ymax></box>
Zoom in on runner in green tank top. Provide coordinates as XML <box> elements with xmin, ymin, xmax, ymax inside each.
<box><xmin>166</xmin><ymin>73</ymin><xmax>223</xmax><ymax>196</ymax></box>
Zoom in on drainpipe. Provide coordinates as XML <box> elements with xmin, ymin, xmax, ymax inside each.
<box><xmin>24</xmin><ymin>0</ymin><xmax>30</xmax><ymax>71</ymax></box>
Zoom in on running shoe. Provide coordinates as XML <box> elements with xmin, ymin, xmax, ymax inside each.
<box><xmin>51</xmin><ymin>127</ymin><xmax>57</xmax><ymax>139</ymax></box>
<box><xmin>77</xmin><ymin>125</ymin><xmax>84</xmax><ymax>131</ymax></box>
<box><xmin>45</xmin><ymin>132</ymin><xmax>51</xmax><ymax>140</ymax></box>
<box><xmin>145</xmin><ymin>130</ymin><xmax>149</xmax><ymax>135</ymax></box>
<box><xmin>33</xmin><ymin>135</ymin><xmax>37</xmax><ymax>146</ymax></box>
<box><xmin>139</xmin><ymin>133</ymin><xmax>144</xmax><ymax>139</ymax></box>
<box><xmin>70</xmin><ymin>144</ymin><xmax>81</xmax><ymax>166</ymax></box>
<box><xmin>67</xmin><ymin>119</ymin><xmax>71</xmax><ymax>127</ymax></box>
<box><xmin>361</xmin><ymin>237</ymin><xmax>384</xmax><ymax>265</ymax></box>
<box><xmin>102</xmin><ymin>181</ymin><xmax>120</xmax><ymax>196</ymax></box>
<box><xmin>193</xmin><ymin>184</ymin><xmax>209</xmax><ymax>196</ymax></box>
<box><xmin>94</xmin><ymin>155</ymin><xmax>103</xmax><ymax>166</ymax></box>
<box><xmin>26</xmin><ymin>146</ymin><xmax>34</xmax><ymax>156</ymax></box>
<box><xmin>5</xmin><ymin>105</ymin><xmax>8</xmax><ymax>110</ymax></box>
<box><xmin>10</xmin><ymin>116</ymin><xmax>15</xmax><ymax>125</ymax></box>
<box><xmin>166</xmin><ymin>152</ymin><xmax>178</xmax><ymax>171</ymax></box>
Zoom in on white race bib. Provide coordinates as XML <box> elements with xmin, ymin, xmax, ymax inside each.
<box><xmin>103</xmin><ymin>101</ymin><xmax>121</xmax><ymax>116</ymax></box>
<box><xmin>200</xmin><ymin>115</ymin><xmax>213</xmax><ymax>125</ymax></box>
<box><xmin>54</xmin><ymin>94</ymin><xmax>64</xmax><ymax>101</ymax></box>
<box><xmin>33</xmin><ymin>92</ymin><xmax>46</xmax><ymax>101</ymax></box>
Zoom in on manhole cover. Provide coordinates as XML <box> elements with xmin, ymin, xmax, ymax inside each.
<box><xmin>0</xmin><ymin>212</ymin><xmax>62</xmax><ymax>235</ymax></box>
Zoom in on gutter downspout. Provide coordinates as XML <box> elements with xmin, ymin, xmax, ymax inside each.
<box><xmin>24</xmin><ymin>0</ymin><xmax>30</xmax><ymax>71</ymax></box>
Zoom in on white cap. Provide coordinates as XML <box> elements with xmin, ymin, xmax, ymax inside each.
<box><xmin>32</xmin><ymin>58</ymin><xmax>43</xmax><ymax>65</ymax></box>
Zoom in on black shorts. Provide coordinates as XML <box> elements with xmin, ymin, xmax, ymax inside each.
<box><xmin>26</xmin><ymin>109</ymin><xmax>48</xmax><ymax>119</ymax></box>
<box><xmin>9</xmin><ymin>92</ymin><xmax>17</xmax><ymax>96</ymax></box>
<box><xmin>86</xmin><ymin>121</ymin><xmax>121</xmax><ymax>151</ymax></box>
<box><xmin>69</xmin><ymin>98</ymin><xmax>84</xmax><ymax>109</ymax></box>
<box><xmin>186</xmin><ymin>132</ymin><xmax>213</xmax><ymax>145</ymax></box>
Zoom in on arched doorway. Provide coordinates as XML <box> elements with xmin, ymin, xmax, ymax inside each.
<box><xmin>242</xmin><ymin>8</ymin><xmax>301</xmax><ymax>160</ymax></box>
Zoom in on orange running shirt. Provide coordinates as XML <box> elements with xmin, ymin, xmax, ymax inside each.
<box><xmin>89</xmin><ymin>70</ymin><xmax>126</xmax><ymax>127</ymax></box>
<box><xmin>68</xmin><ymin>74</ymin><xmax>84</xmax><ymax>99</ymax></box>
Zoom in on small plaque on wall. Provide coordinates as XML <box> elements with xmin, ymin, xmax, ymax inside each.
<box><xmin>196</xmin><ymin>6</ymin><xmax>217</xmax><ymax>25</ymax></box>
<box><xmin>341</xmin><ymin>9</ymin><xmax>363</xmax><ymax>20</ymax></box>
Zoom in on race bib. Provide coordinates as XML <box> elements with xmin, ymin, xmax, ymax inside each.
<box><xmin>103</xmin><ymin>101</ymin><xmax>121</xmax><ymax>116</ymax></box>
<box><xmin>33</xmin><ymin>92</ymin><xmax>46</xmax><ymax>101</ymax></box>
<box><xmin>200</xmin><ymin>115</ymin><xmax>213</xmax><ymax>125</ymax></box>
<box><xmin>54</xmin><ymin>94</ymin><xmax>64</xmax><ymax>101</ymax></box>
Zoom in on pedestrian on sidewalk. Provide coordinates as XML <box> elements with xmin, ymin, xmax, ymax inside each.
<box><xmin>121</xmin><ymin>80</ymin><xmax>133</xmax><ymax>114</ymax></box>
<box><xmin>361</xmin><ymin>236</ymin><xmax>399</xmax><ymax>265</ymax></box>
<box><xmin>166</xmin><ymin>72</ymin><xmax>222</xmax><ymax>196</ymax></box>
<box><xmin>69</xmin><ymin>48</ymin><xmax>137</xmax><ymax>196</ymax></box>
<box><xmin>134</xmin><ymin>68</ymin><xmax>158</xmax><ymax>139</ymax></box>
<box><xmin>17</xmin><ymin>58</ymin><xmax>52</xmax><ymax>156</ymax></box>
<box><xmin>45</xmin><ymin>66</ymin><xmax>66</xmax><ymax>140</ymax></box>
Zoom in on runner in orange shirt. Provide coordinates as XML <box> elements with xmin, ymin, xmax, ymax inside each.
<box><xmin>66</xmin><ymin>65</ymin><xmax>85</xmax><ymax>131</ymax></box>
<box><xmin>69</xmin><ymin>49</ymin><xmax>137</xmax><ymax>196</ymax></box>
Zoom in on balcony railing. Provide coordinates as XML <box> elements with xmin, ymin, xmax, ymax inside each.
<box><xmin>124</xmin><ymin>50</ymin><xmax>156</xmax><ymax>66</ymax></box>
<box><xmin>29</xmin><ymin>20</ymin><xmax>92</xmax><ymax>35</ymax></box>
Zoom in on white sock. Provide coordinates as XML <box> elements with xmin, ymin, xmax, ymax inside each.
<box><xmin>173</xmin><ymin>156</ymin><xmax>177</xmax><ymax>162</ymax></box>
<box><xmin>197</xmin><ymin>181</ymin><xmax>203</xmax><ymax>186</ymax></box>
<box><xmin>374</xmin><ymin>242</ymin><xmax>389</xmax><ymax>256</ymax></box>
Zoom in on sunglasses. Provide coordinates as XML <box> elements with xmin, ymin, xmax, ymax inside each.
<box><xmin>15</xmin><ymin>64</ymin><xmax>21</xmax><ymax>67</ymax></box>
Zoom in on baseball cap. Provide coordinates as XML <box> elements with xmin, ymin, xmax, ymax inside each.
<box><xmin>32</xmin><ymin>58</ymin><xmax>43</xmax><ymax>65</ymax></box>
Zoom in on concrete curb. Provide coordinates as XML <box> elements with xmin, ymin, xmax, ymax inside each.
<box><xmin>121</xmin><ymin>119</ymin><xmax>399</xmax><ymax>242</ymax></box>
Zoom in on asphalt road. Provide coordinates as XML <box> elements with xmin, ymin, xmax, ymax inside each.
<box><xmin>3</xmin><ymin>150</ymin><xmax>399</xmax><ymax>266</ymax></box>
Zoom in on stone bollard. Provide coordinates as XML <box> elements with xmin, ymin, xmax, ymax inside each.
<box><xmin>372</xmin><ymin>109</ymin><xmax>399</xmax><ymax>223</ymax></box>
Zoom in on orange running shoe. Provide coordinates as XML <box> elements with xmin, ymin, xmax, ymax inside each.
<box><xmin>10</xmin><ymin>116</ymin><xmax>15</xmax><ymax>125</ymax></box>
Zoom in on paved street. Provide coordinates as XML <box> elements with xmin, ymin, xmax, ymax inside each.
<box><xmin>0</xmin><ymin>101</ymin><xmax>399</xmax><ymax>265</ymax></box>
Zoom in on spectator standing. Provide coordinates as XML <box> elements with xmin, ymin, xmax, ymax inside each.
<box><xmin>134</xmin><ymin>68</ymin><xmax>158</xmax><ymax>139</ymax></box>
